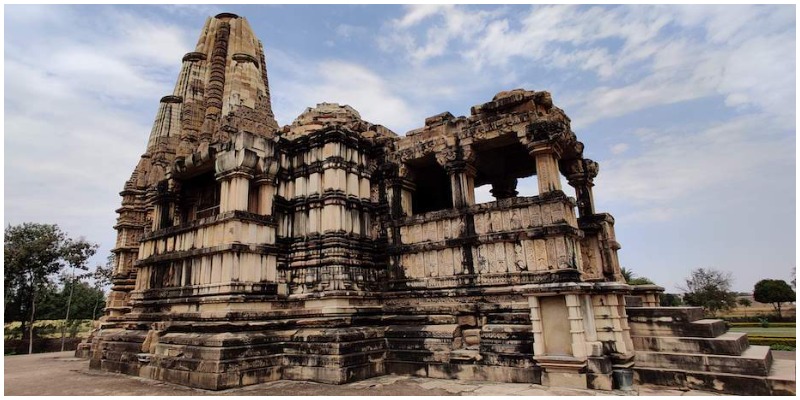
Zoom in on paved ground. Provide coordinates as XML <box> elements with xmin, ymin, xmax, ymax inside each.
<box><xmin>3</xmin><ymin>351</ymin><xmax>726</xmax><ymax>396</ymax></box>
<box><xmin>773</xmin><ymin>350</ymin><xmax>796</xmax><ymax>360</ymax></box>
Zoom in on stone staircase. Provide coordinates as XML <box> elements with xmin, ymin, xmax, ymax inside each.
<box><xmin>628</xmin><ymin>307</ymin><xmax>796</xmax><ymax>395</ymax></box>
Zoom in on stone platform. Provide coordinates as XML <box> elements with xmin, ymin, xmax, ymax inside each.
<box><xmin>627</xmin><ymin>306</ymin><xmax>796</xmax><ymax>396</ymax></box>
<box><xmin>6</xmin><ymin>351</ymin><xmax>739</xmax><ymax>396</ymax></box>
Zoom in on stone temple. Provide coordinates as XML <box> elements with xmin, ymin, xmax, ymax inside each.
<box><xmin>82</xmin><ymin>13</ymin><xmax>794</xmax><ymax>395</ymax></box>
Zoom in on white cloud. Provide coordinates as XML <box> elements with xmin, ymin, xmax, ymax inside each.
<box><xmin>380</xmin><ymin>5</ymin><xmax>795</xmax><ymax>129</ymax></box>
<box><xmin>380</xmin><ymin>5</ymin><xmax>503</xmax><ymax>65</ymax></box>
<box><xmin>610</xmin><ymin>143</ymin><xmax>629</xmax><ymax>155</ymax></box>
<box><xmin>335</xmin><ymin>24</ymin><xmax>367</xmax><ymax>39</ymax></box>
<box><xmin>594</xmin><ymin>114</ymin><xmax>794</xmax><ymax>222</ymax></box>
<box><xmin>276</xmin><ymin>60</ymin><xmax>422</xmax><ymax>134</ymax></box>
<box><xmin>4</xmin><ymin>5</ymin><xmax>194</xmax><ymax>267</ymax></box>
<box><xmin>394</xmin><ymin>4</ymin><xmax>451</xmax><ymax>28</ymax></box>
<box><xmin>268</xmin><ymin>48</ymin><xmax>501</xmax><ymax>135</ymax></box>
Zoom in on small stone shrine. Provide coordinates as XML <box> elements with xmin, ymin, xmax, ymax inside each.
<box><xmin>84</xmin><ymin>14</ymin><xmax>794</xmax><ymax>396</ymax></box>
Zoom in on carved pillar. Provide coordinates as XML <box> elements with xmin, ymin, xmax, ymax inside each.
<box><xmin>150</xmin><ymin>187</ymin><xmax>173</xmax><ymax>231</ymax></box>
<box><xmin>490</xmin><ymin>177</ymin><xmax>518</xmax><ymax>200</ymax></box>
<box><xmin>254</xmin><ymin>158</ymin><xmax>279</xmax><ymax>216</ymax></box>
<box><xmin>395</xmin><ymin>164</ymin><xmax>416</xmax><ymax>216</ymax></box>
<box><xmin>255</xmin><ymin>180</ymin><xmax>275</xmax><ymax>215</ymax></box>
<box><xmin>529</xmin><ymin>144</ymin><xmax>562</xmax><ymax>195</ymax></box>
<box><xmin>445</xmin><ymin>162</ymin><xmax>476</xmax><ymax>208</ymax></box>
<box><xmin>216</xmin><ymin>139</ymin><xmax>258</xmax><ymax>213</ymax></box>
<box><xmin>437</xmin><ymin>146</ymin><xmax>476</xmax><ymax>209</ymax></box>
<box><xmin>565</xmin><ymin>159</ymin><xmax>599</xmax><ymax>218</ymax></box>
<box><xmin>218</xmin><ymin>170</ymin><xmax>252</xmax><ymax>212</ymax></box>
<box><xmin>565</xmin><ymin>294</ymin><xmax>588</xmax><ymax>360</ymax></box>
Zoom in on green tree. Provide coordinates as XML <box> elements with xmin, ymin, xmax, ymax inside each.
<box><xmin>680</xmin><ymin>268</ymin><xmax>737</xmax><ymax>317</ymax></box>
<box><xmin>660</xmin><ymin>293</ymin><xmax>684</xmax><ymax>307</ymax></box>
<box><xmin>620</xmin><ymin>267</ymin><xmax>634</xmax><ymax>283</ymax></box>
<box><xmin>4</xmin><ymin>223</ymin><xmax>97</xmax><ymax>353</ymax></box>
<box><xmin>628</xmin><ymin>276</ymin><xmax>655</xmax><ymax>285</ymax></box>
<box><xmin>92</xmin><ymin>254</ymin><xmax>115</xmax><ymax>293</ymax></box>
<box><xmin>620</xmin><ymin>267</ymin><xmax>655</xmax><ymax>285</ymax></box>
<box><xmin>38</xmin><ymin>280</ymin><xmax>106</xmax><ymax>320</ymax></box>
<box><xmin>737</xmin><ymin>298</ymin><xmax>752</xmax><ymax>317</ymax></box>
<box><xmin>753</xmin><ymin>279</ymin><xmax>795</xmax><ymax>319</ymax></box>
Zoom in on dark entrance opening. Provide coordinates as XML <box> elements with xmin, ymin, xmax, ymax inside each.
<box><xmin>472</xmin><ymin>137</ymin><xmax>537</xmax><ymax>201</ymax></box>
<box><xmin>406</xmin><ymin>154</ymin><xmax>453</xmax><ymax>214</ymax></box>
<box><xmin>179</xmin><ymin>171</ymin><xmax>220</xmax><ymax>223</ymax></box>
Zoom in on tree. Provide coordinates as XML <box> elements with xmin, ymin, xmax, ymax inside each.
<box><xmin>660</xmin><ymin>293</ymin><xmax>684</xmax><ymax>307</ymax></box>
<box><xmin>680</xmin><ymin>268</ymin><xmax>737</xmax><ymax>317</ymax></box>
<box><xmin>89</xmin><ymin>254</ymin><xmax>115</xmax><ymax>319</ymax></box>
<box><xmin>59</xmin><ymin>238</ymin><xmax>98</xmax><ymax>350</ymax></box>
<box><xmin>737</xmin><ymin>298</ymin><xmax>752</xmax><ymax>317</ymax></box>
<box><xmin>628</xmin><ymin>276</ymin><xmax>655</xmax><ymax>285</ymax></box>
<box><xmin>4</xmin><ymin>223</ymin><xmax>97</xmax><ymax>353</ymax></box>
<box><xmin>92</xmin><ymin>254</ymin><xmax>115</xmax><ymax>293</ymax></box>
<box><xmin>620</xmin><ymin>267</ymin><xmax>655</xmax><ymax>285</ymax></box>
<box><xmin>38</xmin><ymin>279</ymin><xmax>106</xmax><ymax>320</ymax></box>
<box><xmin>620</xmin><ymin>267</ymin><xmax>634</xmax><ymax>283</ymax></box>
<box><xmin>753</xmin><ymin>279</ymin><xmax>795</xmax><ymax>319</ymax></box>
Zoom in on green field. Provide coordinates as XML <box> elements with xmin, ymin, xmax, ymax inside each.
<box><xmin>728</xmin><ymin>327</ymin><xmax>796</xmax><ymax>338</ymax></box>
<box><xmin>4</xmin><ymin>320</ymin><xmax>94</xmax><ymax>339</ymax></box>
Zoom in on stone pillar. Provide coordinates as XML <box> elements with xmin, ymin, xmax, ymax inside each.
<box><xmin>528</xmin><ymin>296</ymin><xmax>545</xmax><ymax>356</ymax></box>
<box><xmin>445</xmin><ymin>162</ymin><xmax>476</xmax><ymax>209</ymax></box>
<box><xmin>490</xmin><ymin>177</ymin><xmax>518</xmax><ymax>200</ymax></box>
<box><xmin>151</xmin><ymin>203</ymin><xmax>165</xmax><ymax>231</ymax></box>
<box><xmin>254</xmin><ymin>176</ymin><xmax>277</xmax><ymax>216</ymax></box>
<box><xmin>565</xmin><ymin>294</ymin><xmax>588</xmax><ymax>360</ymax></box>
<box><xmin>399</xmin><ymin>178</ymin><xmax>415</xmax><ymax>216</ymax></box>
<box><xmin>565</xmin><ymin>159</ymin><xmax>599</xmax><ymax>218</ymax></box>
<box><xmin>254</xmin><ymin>158</ymin><xmax>279</xmax><ymax>216</ymax></box>
<box><xmin>151</xmin><ymin>191</ymin><xmax>173</xmax><ymax>230</ymax></box>
<box><xmin>529</xmin><ymin>144</ymin><xmax>562</xmax><ymax>194</ymax></box>
<box><xmin>218</xmin><ymin>171</ymin><xmax>252</xmax><ymax>212</ymax></box>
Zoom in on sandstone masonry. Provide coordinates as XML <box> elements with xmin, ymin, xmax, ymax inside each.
<box><xmin>82</xmin><ymin>14</ymin><xmax>794</xmax><ymax>396</ymax></box>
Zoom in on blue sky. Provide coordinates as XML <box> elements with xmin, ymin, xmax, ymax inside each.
<box><xmin>4</xmin><ymin>4</ymin><xmax>796</xmax><ymax>292</ymax></box>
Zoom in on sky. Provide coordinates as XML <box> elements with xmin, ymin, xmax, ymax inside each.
<box><xmin>4</xmin><ymin>4</ymin><xmax>796</xmax><ymax>293</ymax></box>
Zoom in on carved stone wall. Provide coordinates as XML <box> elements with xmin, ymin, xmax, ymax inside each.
<box><xmin>91</xmin><ymin>13</ymin><xmax>639</xmax><ymax>392</ymax></box>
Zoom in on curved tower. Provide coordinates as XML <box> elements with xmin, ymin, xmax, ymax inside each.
<box><xmin>105</xmin><ymin>13</ymin><xmax>278</xmax><ymax>317</ymax></box>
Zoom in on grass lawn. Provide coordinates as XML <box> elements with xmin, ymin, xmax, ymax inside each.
<box><xmin>729</xmin><ymin>326</ymin><xmax>796</xmax><ymax>338</ymax></box>
<box><xmin>5</xmin><ymin>320</ymin><xmax>94</xmax><ymax>339</ymax></box>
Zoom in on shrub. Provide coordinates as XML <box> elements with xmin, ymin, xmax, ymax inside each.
<box><xmin>770</xmin><ymin>343</ymin><xmax>796</xmax><ymax>351</ymax></box>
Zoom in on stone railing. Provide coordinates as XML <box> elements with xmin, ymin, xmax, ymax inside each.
<box><xmin>132</xmin><ymin>211</ymin><xmax>279</xmax><ymax>295</ymax></box>
<box><xmin>392</xmin><ymin>193</ymin><xmax>582</xmax><ymax>286</ymax></box>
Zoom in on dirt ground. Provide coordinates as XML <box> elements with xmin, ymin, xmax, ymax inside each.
<box><xmin>3</xmin><ymin>351</ymin><xmax>734</xmax><ymax>396</ymax></box>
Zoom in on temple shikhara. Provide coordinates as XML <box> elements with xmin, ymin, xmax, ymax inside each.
<box><xmin>82</xmin><ymin>14</ymin><xmax>793</xmax><ymax>395</ymax></box>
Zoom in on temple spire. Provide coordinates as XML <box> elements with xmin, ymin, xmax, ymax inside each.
<box><xmin>145</xmin><ymin>13</ymin><xmax>278</xmax><ymax>157</ymax></box>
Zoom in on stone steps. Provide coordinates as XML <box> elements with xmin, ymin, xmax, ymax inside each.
<box><xmin>626</xmin><ymin>306</ymin><xmax>705</xmax><ymax>323</ymax></box>
<box><xmin>628</xmin><ymin>318</ymin><xmax>727</xmax><ymax>338</ymax></box>
<box><xmin>766</xmin><ymin>358</ymin><xmax>797</xmax><ymax>396</ymax></box>
<box><xmin>634</xmin><ymin>356</ymin><xmax>796</xmax><ymax>396</ymax></box>
<box><xmin>631</xmin><ymin>331</ymin><xmax>749</xmax><ymax>356</ymax></box>
<box><xmin>635</xmin><ymin>345</ymin><xmax>773</xmax><ymax>376</ymax></box>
